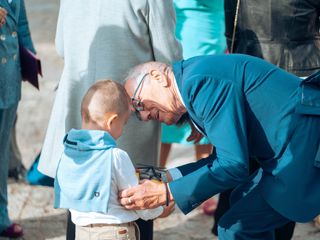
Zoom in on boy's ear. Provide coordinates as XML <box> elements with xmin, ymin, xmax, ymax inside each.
<box><xmin>104</xmin><ymin>113</ymin><xmax>118</xmax><ymax>130</ymax></box>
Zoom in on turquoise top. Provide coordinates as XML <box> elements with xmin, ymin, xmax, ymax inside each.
<box><xmin>174</xmin><ymin>0</ymin><xmax>226</xmax><ymax>58</ymax></box>
<box><xmin>162</xmin><ymin>0</ymin><xmax>226</xmax><ymax>145</ymax></box>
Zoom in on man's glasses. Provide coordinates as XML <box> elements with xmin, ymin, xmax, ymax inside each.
<box><xmin>131</xmin><ymin>73</ymin><xmax>149</xmax><ymax>120</ymax></box>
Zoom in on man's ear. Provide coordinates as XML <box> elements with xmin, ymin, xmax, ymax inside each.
<box><xmin>149</xmin><ymin>69</ymin><xmax>168</xmax><ymax>87</ymax></box>
<box><xmin>104</xmin><ymin>113</ymin><xmax>118</xmax><ymax>130</ymax></box>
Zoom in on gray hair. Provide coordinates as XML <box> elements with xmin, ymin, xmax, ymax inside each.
<box><xmin>124</xmin><ymin>61</ymin><xmax>168</xmax><ymax>85</ymax></box>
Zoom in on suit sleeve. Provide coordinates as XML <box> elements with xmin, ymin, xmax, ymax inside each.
<box><xmin>18</xmin><ymin>0</ymin><xmax>35</xmax><ymax>53</ymax></box>
<box><xmin>146</xmin><ymin>0</ymin><xmax>182</xmax><ymax>63</ymax></box>
<box><xmin>176</xmin><ymin>153</ymin><xmax>216</xmax><ymax>176</ymax></box>
<box><xmin>169</xmin><ymin>77</ymin><xmax>249</xmax><ymax>214</ymax></box>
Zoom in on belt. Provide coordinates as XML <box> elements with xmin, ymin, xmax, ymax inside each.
<box><xmin>84</xmin><ymin>222</ymin><xmax>134</xmax><ymax>228</ymax></box>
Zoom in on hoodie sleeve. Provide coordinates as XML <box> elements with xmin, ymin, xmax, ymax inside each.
<box><xmin>113</xmin><ymin>148</ymin><xmax>163</xmax><ymax>220</ymax></box>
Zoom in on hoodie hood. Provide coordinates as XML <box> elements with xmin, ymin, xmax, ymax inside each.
<box><xmin>64</xmin><ymin>129</ymin><xmax>116</xmax><ymax>151</ymax></box>
<box><xmin>54</xmin><ymin>129</ymin><xmax>115</xmax><ymax>213</ymax></box>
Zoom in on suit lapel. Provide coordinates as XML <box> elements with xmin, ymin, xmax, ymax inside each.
<box><xmin>173</xmin><ymin>61</ymin><xmax>207</xmax><ymax>137</ymax></box>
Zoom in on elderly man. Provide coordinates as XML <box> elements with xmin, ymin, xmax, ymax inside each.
<box><xmin>120</xmin><ymin>54</ymin><xmax>320</xmax><ymax>240</ymax></box>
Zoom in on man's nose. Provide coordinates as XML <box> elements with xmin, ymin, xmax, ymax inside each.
<box><xmin>139</xmin><ymin>111</ymin><xmax>150</xmax><ymax>121</ymax></box>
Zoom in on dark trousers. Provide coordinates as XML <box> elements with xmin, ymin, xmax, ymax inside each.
<box><xmin>212</xmin><ymin>190</ymin><xmax>296</xmax><ymax>240</ymax></box>
<box><xmin>66</xmin><ymin>211</ymin><xmax>153</xmax><ymax>240</ymax></box>
<box><xmin>0</xmin><ymin>103</ymin><xmax>18</xmax><ymax>231</ymax></box>
<box><xmin>212</xmin><ymin>157</ymin><xmax>296</xmax><ymax>240</ymax></box>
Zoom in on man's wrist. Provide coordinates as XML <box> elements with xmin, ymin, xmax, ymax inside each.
<box><xmin>167</xmin><ymin>183</ymin><xmax>174</xmax><ymax>202</ymax></box>
<box><xmin>165</xmin><ymin>170</ymin><xmax>173</xmax><ymax>182</ymax></box>
<box><xmin>156</xmin><ymin>182</ymin><xmax>167</xmax><ymax>205</ymax></box>
<box><xmin>159</xmin><ymin>182</ymin><xmax>174</xmax><ymax>204</ymax></box>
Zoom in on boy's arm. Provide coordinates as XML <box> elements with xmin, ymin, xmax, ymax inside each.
<box><xmin>113</xmin><ymin>149</ymin><xmax>163</xmax><ymax>220</ymax></box>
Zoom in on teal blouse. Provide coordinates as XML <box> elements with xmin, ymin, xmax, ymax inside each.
<box><xmin>162</xmin><ymin>0</ymin><xmax>226</xmax><ymax>145</ymax></box>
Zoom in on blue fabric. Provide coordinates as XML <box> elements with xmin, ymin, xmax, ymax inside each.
<box><xmin>26</xmin><ymin>152</ymin><xmax>54</xmax><ymax>187</ymax></box>
<box><xmin>0</xmin><ymin>0</ymin><xmax>35</xmax><ymax>109</ymax></box>
<box><xmin>161</xmin><ymin>0</ymin><xmax>226</xmax><ymax>145</ymax></box>
<box><xmin>168</xmin><ymin>167</ymin><xmax>183</xmax><ymax>181</ymax></box>
<box><xmin>0</xmin><ymin>103</ymin><xmax>18</xmax><ymax>232</ymax></box>
<box><xmin>218</xmin><ymin>170</ymin><xmax>290</xmax><ymax>240</ymax></box>
<box><xmin>54</xmin><ymin>129</ymin><xmax>116</xmax><ymax>214</ymax></box>
<box><xmin>169</xmin><ymin>54</ymin><xmax>320</xmax><ymax>222</ymax></box>
<box><xmin>174</xmin><ymin>0</ymin><xmax>226</xmax><ymax>59</ymax></box>
<box><xmin>295</xmin><ymin>71</ymin><xmax>320</xmax><ymax>115</ymax></box>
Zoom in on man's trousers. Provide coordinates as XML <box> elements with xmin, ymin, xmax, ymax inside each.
<box><xmin>218</xmin><ymin>170</ymin><xmax>292</xmax><ymax>240</ymax></box>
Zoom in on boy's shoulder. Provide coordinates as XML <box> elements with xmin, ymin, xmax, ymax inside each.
<box><xmin>111</xmin><ymin>148</ymin><xmax>135</xmax><ymax>172</ymax></box>
<box><xmin>111</xmin><ymin>147</ymin><xmax>131</xmax><ymax>160</ymax></box>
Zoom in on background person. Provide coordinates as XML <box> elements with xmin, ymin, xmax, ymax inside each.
<box><xmin>37</xmin><ymin>0</ymin><xmax>182</xmax><ymax>239</ymax></box>
<box><xmin>0</xmin><ymin>0</ymin><xmax>36</xmax><ymax>238</ymax></box>
<box><xmin>160</xmin><ymin>0</ymin><xmax>227</xmax><ymax>216</ymax></box>
<box><xmin>160</xmin><ymin>0</ymin><xmax>226</xmax><ymax>168</ymax></box>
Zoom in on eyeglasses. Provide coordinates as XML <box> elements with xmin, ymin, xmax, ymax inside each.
<box><xmin>131</xmin><ymin>73</ymin><xmax>149</xmax><ymax>120</ymax></box>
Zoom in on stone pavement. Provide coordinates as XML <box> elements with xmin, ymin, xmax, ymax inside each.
<box><xmin>4</xmin><ymin>0</ymin><xmax>320</xmax><ymax>239</ymax></box>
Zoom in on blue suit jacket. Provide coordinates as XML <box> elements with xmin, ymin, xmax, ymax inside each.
<box><xmin>169</xmin><ymin>54</ymin><xmax>320</xmax><ymax>222</ymax></box>
<box><xmin>0</xmin><ymin>0</ymin><xmax>35</xmax><ymax>108</ymax></box>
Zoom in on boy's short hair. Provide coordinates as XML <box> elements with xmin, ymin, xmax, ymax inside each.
<box><xmin>81</xmin><ymin>80</ymin><xmax>130</xmax><ymax>123</ymax></box>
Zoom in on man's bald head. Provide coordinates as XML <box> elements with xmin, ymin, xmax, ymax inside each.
<box><xmin>81</xmin><ymin>80</ymin><xmax>130</xmax><ymax>125</ymax></box>
<box><xmin>123</xmin><ymin>61</ymin><xmax>186</xmax><ymax>125</ymax></box>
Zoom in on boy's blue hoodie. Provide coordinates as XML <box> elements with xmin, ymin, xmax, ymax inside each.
<box><xmin>54</xmin><ymin>129</ymin><xmax>116</xmax><ymax>213</ymax></box>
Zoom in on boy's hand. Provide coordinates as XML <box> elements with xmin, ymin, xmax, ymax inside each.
<box><xmin>0</xmin><ymin>7</ymin><xmax>7</xmax><ymax>27</ymax></box>
<box><xmin>158</xmin><ymin>201</ymin><xmax>175</xmax><ymax>218</ymax></box>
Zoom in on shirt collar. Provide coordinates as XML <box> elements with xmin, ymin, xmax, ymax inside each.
<box><xmin>173</xmin><ymin>75</ymin><xmax>185</xmax><ymax>107</ymax></box>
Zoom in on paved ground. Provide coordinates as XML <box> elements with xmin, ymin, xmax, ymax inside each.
<box><xmin>3</xmin><ymin>0</ymin><xmax>320</xmax><ymax>239</ymax></box>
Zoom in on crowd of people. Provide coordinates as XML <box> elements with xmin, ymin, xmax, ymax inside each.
<box><xmin>0</xmin><ymin>0</ymin><xmax>319</xmax><ymax>239</ymax></box>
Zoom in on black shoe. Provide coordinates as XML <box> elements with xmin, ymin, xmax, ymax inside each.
<box><xmin>8</xmin><ymin>164</ymin><xmax>26</xmax><ymax>181</ymax></box>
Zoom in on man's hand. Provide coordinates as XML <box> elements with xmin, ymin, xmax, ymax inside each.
<box><xmin>0</xmin><ymin>7</ymin><xmax>7</xmax><ymax>27</ymax></box>
<box><xmin>159</xmin><ymin>201</ymin><xmax>175</xmax><ymax>218</ymax></box>
<box><xmin>187</xmin><ymin>121</ymin><xmax>204</xmax><ymax>143</ymax></box>
<box><xmin>119</xmin><ymin>180</ymin><xmax>173</xmax><ymax>210</ymax></box>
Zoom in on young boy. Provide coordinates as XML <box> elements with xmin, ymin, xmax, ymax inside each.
<box><xmin>54</xmin><ymin>80</ymin><xmax>172</xmax><ymax>240</ymax></box>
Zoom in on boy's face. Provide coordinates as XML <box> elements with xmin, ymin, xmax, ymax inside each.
<box><xmin>108</xmin><ymin>110</ymin><xmax>131</xmax><ymax>140</ymax></box>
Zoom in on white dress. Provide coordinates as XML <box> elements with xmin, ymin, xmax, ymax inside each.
<box><xmin>38</xmin><ymin>0</ymin><xmax>182</xmax><ymax>177</ymax></box>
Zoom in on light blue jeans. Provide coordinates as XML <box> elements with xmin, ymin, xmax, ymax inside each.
<box><xmin>0</xmin><ymin>103</ymin><xmax>18</xmax><ymax>232</ymax></box>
